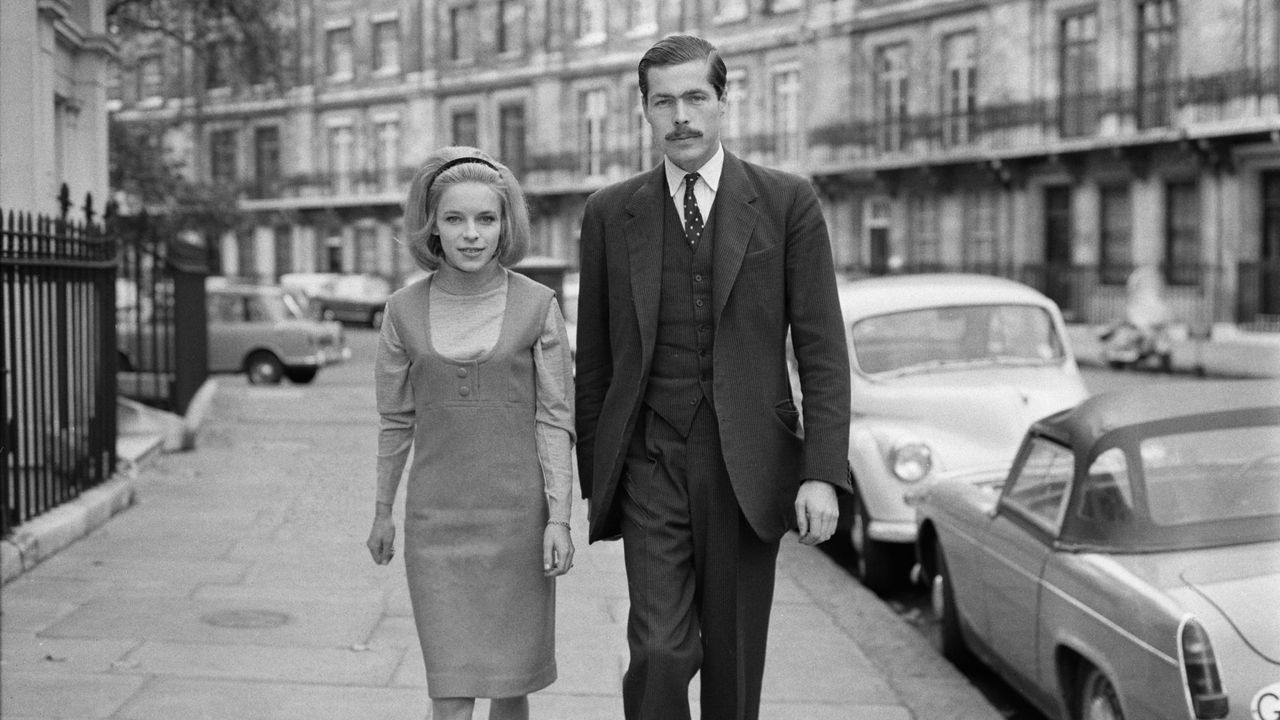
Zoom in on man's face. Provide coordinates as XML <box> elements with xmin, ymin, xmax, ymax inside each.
<box><xmin>643</xmin><ymin>60</ymin><xmax>725</xmax><ymax>173</ymax></box>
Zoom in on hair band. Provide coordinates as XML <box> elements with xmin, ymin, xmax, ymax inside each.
<box><xmin>425</xmin><ymin>156</ymin><xmax>500</xmax><ymax>197</ymax></box>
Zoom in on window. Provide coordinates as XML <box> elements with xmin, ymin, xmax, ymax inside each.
<box><xmin>724</xmin><ymin>71</ymin><xmax>747</xmax><ymax>148</ymax></box>
<box><xmin>1002</xmin><ymin>437</ymin><xmax>1074</xmax><ymax>533</ymax></box>
<box><xmin>908</xmin><ymin>194</ymin><xmax>942</xmax><ymax>269</ymax></box>
<box><xmin>273</xmin><ymin>226</ymin><xmax>293</xmax><ymax>280</ymax></box>
<box><xmin>1060</xmin><ymin>10</ymin><xmax>1099</xmax><ymax>137</ymax></box>
<box><xmin>253</xmin><ymin>127</ymin><xmax>280</xmax><ymax>197</ymax></box>
<box><xmin>581</xmin><ymin>89</ymin><xmax>608</xmax><ymax>177</ymax></box>
<box><xmin>205</xmin><ymin>42</ymin><xmax>231</xmax><ymax>90</ymax></box>
<box><xmin>452</xmin><ymin>109</ymin><xmax>478</xmax><ymax>148</ymax></box>
<box><xmin>941</xmin><ymin>31</ymin><xmax>977</xmax><ymax>146</ymax></box>
<box><xmin>874</xmin><ymin>44</ymin><xmax>910</xmax><ymax>152</ymax></box>
<box><xmin>1077</xmin><ymin>448</ymin><xmax>1134</xmax><ymax>524</ymax></box>
<box><xmin>107</xmin><ymin>63</ymin><xmax>122</xmax><ymax>103</ymax></box>
<box><xmin>772</xmin><ymin>69</ymin><xmax>801</xmax><ymax>162</ymax></box>
<box><xmin>372</xmin><ymin>20</ymin><xmax>400</xmax><ymax>73</ymax></box>
<box><xmin>1138</xmin><ymin>0</ymin><xmax>1178</xmax><ymax>129</ymax></box>
<box><xmin>328</xmin><ymin>125</ymin><xmax>354</xmax><ymax>194</ymax></box>
<box><xmin>1165</xmin><ymin>180</ymin><xmax>1200</xmax><ymax>286</ymax></box>
<box><xmin>210</xmin><ymin>130</ymin><xmax>237</xmax><ymax>185</ymax></box>
<box><xmin>236</xmin><ymin>232</ymin><xmax>257</xmax><ymax>279</ymax></box>
<box><xmin>326</xmin><ymin>27</ymin><xmax>354</xmax><ymax>80</ymax></box>
<box><xmin>497</xmin><ymin>0</ymin><xmax>525</xmax><ymax>54</ymax></box>
<box><xmin>138</xmin><ymin>54</ymin><xmax>163</xmax><ymax>100</ymax></box>
<box><xmin>1099</xmin><ymin>184</ymin><xmax>1132</xmax><ymax>285</ymax></box>
<box><xmin>963</xmin><ymin>190</ymin><xmax>998</xmax><ymax>270</ymax></box>
<box><xmin>578</xmin><ymin>0</ymin><xmax>605</xmax><ymax>42</ymax></box>
<box><xmin>374</xmin><ymin>120</ymin><xmax>400</xmax><ymax>191</ymax></box>
<box><xmin>499</xmin><ymin>104</ymin><xmax>527</xmax><ymax>176</ymax></box>
<box><xmin>449</xmin><ymin>5</ymin><xmax>475</xmax><ymax>61</ymax></box>
<box><xmin>627</xmin><ymin>0</ymin><xmax>657</xmax><ymax>31</ymax></box>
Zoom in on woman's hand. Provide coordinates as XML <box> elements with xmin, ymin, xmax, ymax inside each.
<box><xmin>367</xmin><ymin>516</ymin><xmax>397</xmax><ymax>565</ymax></box>
<box><xmin>543</xmin><ymin>523</ymin><xmax>574</xmax><ymax>577</ymax></box>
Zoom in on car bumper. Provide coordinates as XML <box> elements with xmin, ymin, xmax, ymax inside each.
<box><xmin>868</xmin><ymin>518</ymin><xmax>917</xmax><ymax>544</ymax></box>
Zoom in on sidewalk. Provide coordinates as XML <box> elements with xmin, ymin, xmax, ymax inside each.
<box><xmin>0</xmin><ymin>374</ymin><xmax>1001</xmax><ymax>720</ymax></box>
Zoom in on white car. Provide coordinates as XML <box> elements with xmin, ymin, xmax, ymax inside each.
<box><xmin>833</xmin><ymin>274</ymin><xmax>1087</xmax><ymax>594</ymax></box>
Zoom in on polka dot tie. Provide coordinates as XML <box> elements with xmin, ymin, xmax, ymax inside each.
<box><xmin>683</xmin><ymin>172</ymin><xmax>704</xmax><ymax>248</ymax></box>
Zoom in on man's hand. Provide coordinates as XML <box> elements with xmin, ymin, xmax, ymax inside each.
<box><xmin>795</xmin><ymin>480</ymin><xmax>838</xmax><ymax>545</ymax></box>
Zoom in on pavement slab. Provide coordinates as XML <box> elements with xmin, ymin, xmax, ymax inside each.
<box><xmin>112</xmin><ymin>678</ymin><xmax>434</xmax><ymax>720</ymax></box>
<box><xmin>115</xmin><ymin>640</ymin><xmax>407</xmax><ymax>685</ymax></box>
<box><xmin>0</xmin><ymin>671</ymin><xmax>148</xmax><ymax>719</ymax></box>
<box><xmin>0</xmin><ymin>633</ymin><xmax>140</xmax><ymax>673</ymax></box>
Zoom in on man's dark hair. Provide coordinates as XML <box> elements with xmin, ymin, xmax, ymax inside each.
<box><xmin>638</xmin><ymin>34</ymin><xmax>727</xmax><ymax>103</ymax></box>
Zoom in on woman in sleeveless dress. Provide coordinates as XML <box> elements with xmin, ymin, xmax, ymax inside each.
<box><xmin>367</xmin><ymin>146</ymin><xmax>575</xmax><ymax>720</ymax></box>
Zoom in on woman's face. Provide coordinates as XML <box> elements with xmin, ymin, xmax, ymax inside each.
<box><xmin>435</xmin><ymin>181</ymin><xmax>503</xmax><ymax>273</ymax></box>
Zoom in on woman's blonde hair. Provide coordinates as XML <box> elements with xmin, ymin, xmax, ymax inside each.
<box><xmin>402</xmin><ymin>146</ymin><xmax>530</xmax><ymax>271</ymax></box>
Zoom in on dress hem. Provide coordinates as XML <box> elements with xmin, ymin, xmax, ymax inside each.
<box><xmin>425</xmin><ymin>663</ymin><xmax>558</xmax><ymax>699</ymax></box>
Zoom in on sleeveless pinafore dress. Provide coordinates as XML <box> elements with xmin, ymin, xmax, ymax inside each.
<box><xmin>399</xmin><ymin>271</ymin><xmax>556</xmax><ymax>698</ymax></box>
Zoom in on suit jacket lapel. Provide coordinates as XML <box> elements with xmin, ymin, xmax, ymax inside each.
<box><xmin>712</xmin><ymin>152</ymin><xmax>759</xmax><ymax>322</ymax></box>
<box><xmin>624</xmin><ymin>166</ymin><xmax>666</xmax><ymax>359</ymax></box>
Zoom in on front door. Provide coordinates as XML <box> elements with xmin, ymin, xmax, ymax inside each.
<box><xmin>1043</xmin><ymin>186</ymin><xmax>1075</xmax><ymax>320</ymax></box>
<box><xmin>1260</xmin><ymin>171</ymin><xmax>1280</xmax><ymax>317</ymax></box>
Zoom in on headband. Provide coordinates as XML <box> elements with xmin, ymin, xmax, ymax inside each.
<box><xmin>425</xmin><ymin>156</ymin><xmax>500</xmax><ymax>196</ymax></box>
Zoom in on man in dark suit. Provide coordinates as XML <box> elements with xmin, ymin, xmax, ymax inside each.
<box><xmin>574</xmin><ymin>34</ymin><xmax>852</xmax><ymax>720</ymax></box>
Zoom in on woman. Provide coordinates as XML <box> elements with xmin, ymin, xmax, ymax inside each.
<box><xmin>367</xmin><ymin>146</ymin><xmax>575</xmax><ymax>720</ymax></box>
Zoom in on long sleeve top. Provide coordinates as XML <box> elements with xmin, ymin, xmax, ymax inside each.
<box><xmin>375</xmin><ymin>268</ymin><xmax>576</xmax><ymax>523</ymax></box>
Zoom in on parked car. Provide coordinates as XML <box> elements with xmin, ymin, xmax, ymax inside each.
<box><xmin>118</xmin><ymin>279</ymin><xmax>349</xmax><ymax>386</ymax></box>
<box><xmin>914</xmin><ymin>381</ymin><xmax>1280</xmax><ymax>720</ymax></box>
<box><xmin>205</xmin><ymin>281</ymin><xmax>349</xmax><ymax>384</ymax></box>
<box><xmin>830</xmin><ymin>274</ymin><xmax>1087</xmax><ymax>593</ymax></box>
<box><xmin>311</xmin><ymin>273</ymin><xmax>391</xmax><ymax>328</ymax></box>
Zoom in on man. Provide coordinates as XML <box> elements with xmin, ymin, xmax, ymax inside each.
<box><xmin>574</xmin><ymin>34</ymin><xmax>852</xmax><ymax>720</ymax></box>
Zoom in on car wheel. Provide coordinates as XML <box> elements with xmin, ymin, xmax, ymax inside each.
<box><xmin>1078</xmin><ymin>667</ymin><xmax>1124</xmax><ymax>720</ymax></box>
<box><xmin>321</xmin><ymin>308</ymin><xmax>337</xmax><ymax>322</ymax></box>
<box><xmin>246</xmin><ymin>351</ymin><xmax>284</xmax><ymax>385</ymax></box>
<box><xmin>930</xmin><ymin>539</ymin><xmax>972</xmax><ymax>667</ymax></box>
<box><xmin>284</xmin><ymin>367</ymin><xmax>318</xmax><ymax>384</ymax></box>
<box><xmin>370</xmin><ymin>308</ymin><xmax>384</xmax><ymax>329</ymax></box>
<box><xmin>849</xmin><ymin>484</ymin><xmax>905</xmax><ymax>595</ymax></box>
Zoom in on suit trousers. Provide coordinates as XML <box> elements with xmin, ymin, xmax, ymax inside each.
<box><xmin>620</xmin><ymin>402</ymin><xmax>780</xmax><ymax>720</ymax></box>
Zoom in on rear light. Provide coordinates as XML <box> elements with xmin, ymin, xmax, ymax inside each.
<box><xmin>1180</xmin><ymin>618</ymin><xmax>1228</xmax><ymax>719</ymax></box>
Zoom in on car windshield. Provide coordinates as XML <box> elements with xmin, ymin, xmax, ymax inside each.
<box><xmin>850</xmin><ymin>304</ymin><xmax>1063</xmax><ymax>376</ymax></box>
<box><xmin>245</xmin><ymin>292</ymin><xmax>301</xmax><ymax>323</ymax></box>
<box><xmin>1065</xmin><ymin>420</ymin><xmax>1280</xmax><ymax>551</ymax></box>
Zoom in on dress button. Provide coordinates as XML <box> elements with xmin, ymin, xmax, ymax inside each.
<box><xmin>459</xmin><ymin>386</ymin><xmax>470</xmax><ymax>397</ymax></box>
<box><xmin>457</xmin><ymin>367</ymin><xmax>468</xmax><ymax>378</ymax></box>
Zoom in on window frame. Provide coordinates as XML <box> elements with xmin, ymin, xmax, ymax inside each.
<box><xmin>998</xmin><ymin>435</ymin><xmax>1076</xmax><ymax>539</ymax></box>
<box><xmin>1058</xmin><ymin>8</ymin><xmax>1100</xmax><ymax>137</ymax></box>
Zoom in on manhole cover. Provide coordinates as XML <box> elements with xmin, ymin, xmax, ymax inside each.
<box><xmin>200</xmin><ymin>609</ymin><xmax>292</xmax><ymax>629</ymax></box>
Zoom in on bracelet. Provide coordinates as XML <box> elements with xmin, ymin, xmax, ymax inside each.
<box><xmin>547</xmin><ymin>520</ymin><xmax>571</xmax><ymax>529</ymax></box>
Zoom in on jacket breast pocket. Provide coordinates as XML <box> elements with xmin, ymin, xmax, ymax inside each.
<box><xmin>740</xmin><ymin>242</ymin><xmax>784</xmax><ymax>268</ymax></box>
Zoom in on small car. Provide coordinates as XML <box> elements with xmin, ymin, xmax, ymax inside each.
<box><xmin>914</xmin><ymin>381</ymin><xmax>1280</xmax><ymax>720</ymax></box>
<box><xmin>833</xmin><ymin>274</ymin><xmax>1087</xmax><ymax>593</ymax></box>
<box><xmin>311</xmin><ymin>273</ymin><xmax>390</xmax><ymax>328</ymax></box>
<box><xmin>205</xmin><ymin>281</ymin><xmax>349</xmax><ymax>384</ymax></box>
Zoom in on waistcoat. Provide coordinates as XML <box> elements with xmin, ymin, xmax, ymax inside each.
<box><xmin>643</xmin><ymin>184</ymin><xmax>717</xmax><ymax>436</ymax></box>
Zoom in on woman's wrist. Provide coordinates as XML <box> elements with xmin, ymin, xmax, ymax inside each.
<box><xmin>374</xmin><ymin>501</ymin><xmax>393</xmax><ymax>519</ymax></box>
<box><xmin>546</xmin><ymin>520</ymin><xmax>570</xmax><ymax>529</ymax></box>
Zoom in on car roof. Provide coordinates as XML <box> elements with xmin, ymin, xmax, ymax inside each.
<box><xmin>1033</xmin><ymin>380</ymin><xmax>1280</xmax><ymax>448</ymax></box>
<box><xmin>837</xmin><ymin>273</ymin><xmax>1058</xmax><ymax>320</ymax></box>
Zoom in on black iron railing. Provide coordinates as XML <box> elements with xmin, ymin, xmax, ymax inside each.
<box><xmin>112</xmin><ymin>212</ymin><xmax>209</xmax><ymax>416</ymax></box>
<box><xmin>2</xmin><ymin>190</ymin><xmax>118</xmax><ymax>535</ymax></box>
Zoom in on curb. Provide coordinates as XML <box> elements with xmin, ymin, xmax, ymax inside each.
<box><xmin>0</xmin><ymin>477</ymin><xmax>136</xmax><ymax>585</ymax></box>
<box><xmin>1</xmin><ymin>378</ymin><xmax>220</xmax><ymax>586</ymax></box>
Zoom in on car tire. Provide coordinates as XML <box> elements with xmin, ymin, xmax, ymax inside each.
<box><xmin>370</xmin><ymin>308</ymin><xmax>384</xmax><ymax>329</ymax></box>
<box><xmin>849</xmin><ymin>484</ymin><xmax>906</xmax><ymax>595</ymax></box>
<box><xmin>246</xmin><ymin>351</ymin><xmax>284</xmax><ymax>385</ymax></box>
<box><xmin>931</xmin><ymin>539</ymin><xmax>972</xmax><ymax>667</ymax></box>
<box><xmin>284</xmin><ymin>367</ymin><xmax>318</xmax><ymax>384</ymax></box>
<box><xmin>1078</xmin><ymin>666</ymin><xmax>1124</xmax><ymax>720</ymax></box>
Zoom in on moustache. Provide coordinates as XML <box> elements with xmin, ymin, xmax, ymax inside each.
<box><xmin>666</xmin><ymin>130</ymin><xmax>702</xmax><ymax>141</ymax></box>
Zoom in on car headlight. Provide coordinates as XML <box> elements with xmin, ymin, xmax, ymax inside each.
<box><xmin>889</xmin><ymin>441</ymin><xmax>932</xmax><ymax>483</ymax></box>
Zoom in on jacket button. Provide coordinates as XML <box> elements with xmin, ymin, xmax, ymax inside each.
<box><xmin>695</xmin><ymin>299</ymin><xmax>705</xmax><ymax>308</ymax></box>
<box><xmin>457</xmin><ymin>367</ymin><xmax>468</xmax><ymax>378</ymax></box>
<box><xmin>459</xmin><ymin>386</ymin><xmax>470</xmax><ymax>396</ymax></box>
<box><xmin>688</xmin><ymin>398</ymin><xmax>697</xmax><ymax>406</ymax></box>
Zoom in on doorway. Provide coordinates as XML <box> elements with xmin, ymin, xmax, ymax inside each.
<box><xmin>1257</xmin><ymin>171</ymin><xmax>1280</xmax><ymax>319</ymax></box>
<box><xmin>1043</xmin><ymin>186</ymin><xmax>1076</xmax><ymax>320</ymax></box>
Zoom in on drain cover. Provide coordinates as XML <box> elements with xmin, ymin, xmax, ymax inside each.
<box><xmin>200</xmin><ymin>609</ymin><xmax>292</xmax><ymax>629</ymax></box>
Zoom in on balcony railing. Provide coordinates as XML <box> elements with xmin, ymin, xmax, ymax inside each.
<box><xmin>809</xmin><ymin>66</ymin><xmax>1279</xmax><ymax>165</ymax></box>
